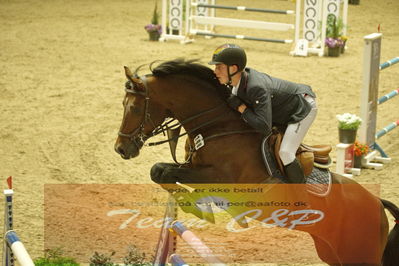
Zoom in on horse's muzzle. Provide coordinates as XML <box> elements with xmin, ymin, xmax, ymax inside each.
<box><xmin>114</xmin><ymin>138</ymin><xmax>143</xmax><ymax>159</ymax></box>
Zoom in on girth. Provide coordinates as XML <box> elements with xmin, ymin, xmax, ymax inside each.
<box><xmin>167</xmin><ymin>126</ymin><xmax>259</xmax><ymax>165</ymax></box>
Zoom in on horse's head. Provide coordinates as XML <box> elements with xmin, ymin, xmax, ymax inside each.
<box><xmin>115</xmin><ymin>59</ymin><xmax>240</xmax><ymax>160</ymax></box>
<box><xmin>114</xmin><ymin>66</ymin><xmax>169</xmax><ymax>159</ymax></box>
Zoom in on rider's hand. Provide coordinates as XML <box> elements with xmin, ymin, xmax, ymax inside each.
<box><xmin>227</xmin><ymin>95</ymin><xmax>243</xmax><ymax>111</ymax></box>
<box><xmin>238</xmin><ymin>104</ymin><xmax>247</xmax><ymax>113</ymax></box>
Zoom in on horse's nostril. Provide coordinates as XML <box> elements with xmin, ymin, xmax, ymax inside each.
<box><xmin>116</xmin><ymin>146</ymin><xmax>125</xmax><ymax>156</ymax></box>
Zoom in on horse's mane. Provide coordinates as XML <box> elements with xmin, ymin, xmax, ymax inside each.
<box><xmin>148</xmin><ymin>58</ymin><xmax>231</xmax><ymax>99</ymax></box>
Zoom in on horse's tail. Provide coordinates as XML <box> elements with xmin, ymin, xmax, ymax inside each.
<box><xmin>381</xmin><ymin>199</ymin><xmax>399</xmax><ymax>266</ymax></box>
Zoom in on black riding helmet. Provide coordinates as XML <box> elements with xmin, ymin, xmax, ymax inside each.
<box><xmin>209</xmin><ymin>44</ymin><xmax>247</xmax><ymax>85</ymax></box>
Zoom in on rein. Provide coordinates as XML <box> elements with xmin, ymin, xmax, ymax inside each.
<box><xmin>146</xmin><ymin>105</ymin><xmax>225</xmax><ymax>146</ymax></box>
<box><xmin>118</xmin><ymin>75</ymin><xmax>259</xmax><ymax>165</ymax></box>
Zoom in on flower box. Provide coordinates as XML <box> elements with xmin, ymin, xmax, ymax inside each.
<box><xmin>336</xmin><ymin>113</ymin><xmax>362</xmax><ymax>144</ymax></box>
<box><xmin>144</xmin><ymin>2</ymin><xmax>162</xmax><ymax>41</ymax></box>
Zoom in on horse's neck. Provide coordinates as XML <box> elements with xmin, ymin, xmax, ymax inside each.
<box><xmin>158</xmin><ymin>79</ymin><xmax>229</xmax><ymax>128</ymax></box>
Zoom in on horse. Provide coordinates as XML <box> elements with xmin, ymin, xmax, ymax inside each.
<box><xmin>114</xmin><ymin>59</ymin><xmax>399</xmax><ymax>265</ymax></box>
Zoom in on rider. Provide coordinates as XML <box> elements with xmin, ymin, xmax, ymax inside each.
<box><xmin>209</xmin><ymin>43</ymin><xmax>317</xmax><ymax>184</ymax></box>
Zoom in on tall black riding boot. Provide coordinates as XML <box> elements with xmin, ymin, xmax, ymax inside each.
<box><xmin>284</xmin><ymin>159</ymin><xmax>310</xmax><ymax>215</ymax></box>
<box><xmin>284</xmin><ymin>159</ymin><xmax>306</xmax><ymax>184</ymax></box>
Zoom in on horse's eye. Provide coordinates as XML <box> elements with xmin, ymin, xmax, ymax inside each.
<box><xmin>125</xmin><ymin>81</ymin><xmax>132</xmax><ymax>89</ymax></box>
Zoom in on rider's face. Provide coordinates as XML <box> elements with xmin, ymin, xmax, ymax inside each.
<box><xmin>213</xmin><ymin>64</ymin><xmax>230</xmax><ymax>84</ymax></box>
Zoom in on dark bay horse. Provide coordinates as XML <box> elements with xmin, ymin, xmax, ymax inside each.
<box><xmin>114</xmin><ymin>59</ymin><xmax>399</xmax><ymax>265</ymax></box>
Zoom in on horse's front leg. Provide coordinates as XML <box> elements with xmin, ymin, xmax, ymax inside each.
<box><xmin>150</xmin><ymin>162</ymin><xmax>224</xmax><ymax>222</ymax></box>
<box><xmin>150</xmin><ymin>162</ymin><xmax>229</xmax><ymax>184</ymax></box>
<box><xmin>150</xmin><ymin>162</ymin><xmax>257</xmax><ymax>228</ymax></box>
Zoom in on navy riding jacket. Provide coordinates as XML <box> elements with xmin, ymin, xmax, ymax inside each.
<box><xmin>236</xmin><ymin>68</ymin><xmax>316</xmax><ymax>134</ymax></box>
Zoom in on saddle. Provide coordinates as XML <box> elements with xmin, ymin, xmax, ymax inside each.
<box><xmin>267</xmin><ymin>129</ymin><xmax>332</xmax><ymax>177</ymax></box>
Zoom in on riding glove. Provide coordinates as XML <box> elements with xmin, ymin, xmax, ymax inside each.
<box><xmin>227</xmin><ymin>94</ymin><xmax>243</xmax><ymax>111</ymax></box>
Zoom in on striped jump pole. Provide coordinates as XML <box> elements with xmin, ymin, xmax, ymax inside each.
<box><xmin>377</xmin><ymin>88</ymin><xmax>399</xmax><ymax>104</ymax></box>
<box><xmin>4</xmin><ymin>231</ymin><xmax>34</xmax><ymax>266</ymax></box>
<box><xmin>374</xmin><ymin>87</ymin><xmax>399</xmax><ymax>158</ymax></box>
<box><xmin>192</xmin><ymin>3</ymin><xmax>294</xmax><ymax>15</ymax></box>
<box><xmin>379</xmin><ymin>57</ymin><xmax>399</xmax><ymax>70</ymax></box>
<box><xmin>373</xmin><ymin>120</ymin><xmax>399</xmax><ymax>158</ymax></box>
<box><xmin>376</xmin><ymin>120</ymin><xmax>399</xmax><ymax>140</ymax></box>
<box><xmin>171</xmin><ymin>221</ymin><xmax>225</xmax><ymax>265</ymax></box>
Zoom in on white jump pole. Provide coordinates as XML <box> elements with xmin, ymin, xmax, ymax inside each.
<box><xmin>191</xmin><ymin>16</ymin><xmax>294</xmax><ymax>31</ymax></box>
<box><xmin>4</xmin><ymin>231</ymin><xmax>34</xmax><ymax>266</ymax></box>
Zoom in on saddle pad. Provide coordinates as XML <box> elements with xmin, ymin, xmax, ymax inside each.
<box><xmin>262</xmin><ymin>136</ymin><xmax>332</xmax><ymax>197</ymax></box>
<box><xmin>306</xmin><ymin>167</ymin><xmax>332</xmax><ymax>197</ymax></box>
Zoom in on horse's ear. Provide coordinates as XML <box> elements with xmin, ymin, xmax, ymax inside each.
<box><xmin>124</xmin><ymin>66</ymin><xmax>134</xmax><ymax>82</ymax></box>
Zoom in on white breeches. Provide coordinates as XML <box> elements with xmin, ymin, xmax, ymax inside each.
<box><xmin>279</xmin><ymin>95</ymin><xmax>317</xmax><ymax>166</ymax></box>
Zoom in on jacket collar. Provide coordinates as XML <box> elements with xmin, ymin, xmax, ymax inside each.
<box><xmin>237</xmin><ymin>70</ymin><xmax>248</xmax><ymax>99</ymax></box>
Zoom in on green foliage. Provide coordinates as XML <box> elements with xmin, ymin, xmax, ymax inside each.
<box><xmin>34</xmin><ymin>248</ymin><xmax>79</xmax><ymax>266</ymax></box>
<box><xmin>89</xmin><ymin>245</ymin><xmax>153</xmax><ymax>266</ymax></box>
<box><xmin>89</xmin><ymin>251</ymin><xmax>115</xmax><ymax>266</ymax></box>
<box><xmin>34</xmin><ymin>258</ymin><xmax>79</xmax><ymax>266</ymax></box>
<box><xmin>326</xmin><ymin>14</ymin><xmax>345</xmax><ymax>38</ymax></box>
<box><xmin>122</xmin><ymin>245</ymin><xmax>153</xmax><ymax>266</ymax></box>
<box><xmin>34</xmin><ymin>245</ymin><xmax>153</xmax><ymax>265</ymax></box>
<box><xmin>150</xmin><ymin>1</ymin><xmax>159</xmax><ymax>25</ymax></box>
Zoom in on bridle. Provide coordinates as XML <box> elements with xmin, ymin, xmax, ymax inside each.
<box><xmin>118</xmin><ymin>74</ymin><xmax>258</xmax><ymax>164</ymax></box>
<box><xmin>118</xmin><ymin>76</ymin><xmax>154</xmax><ymax>148</ymax></box>
<box><xmin>118</xmin><ymin>75</ymin><xmax>227</xmax><ymax>148</ymax></box>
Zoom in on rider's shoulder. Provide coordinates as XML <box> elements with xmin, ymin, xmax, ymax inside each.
<box><xmin>246</xmin><ymin>68</ymin><xmax>273</xmax><ymax>91</ymax></box>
